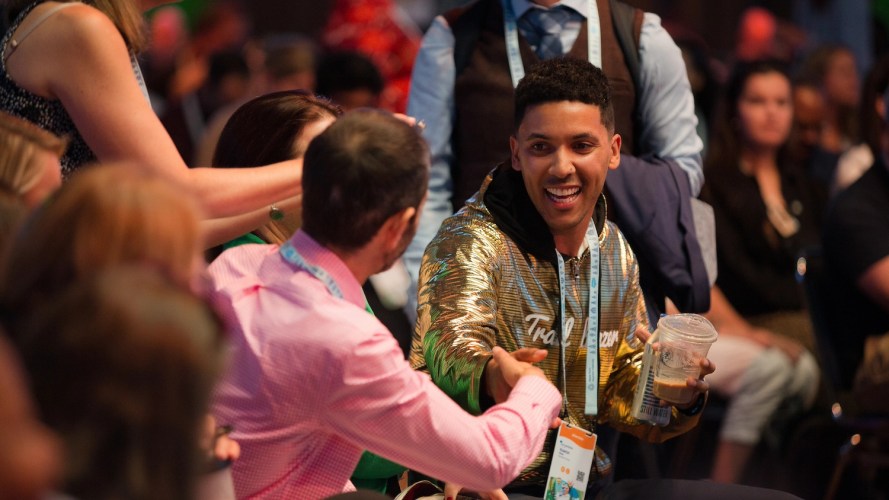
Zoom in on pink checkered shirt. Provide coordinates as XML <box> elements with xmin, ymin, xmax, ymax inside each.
<box><xmin>208</xmin><ymin>230</ymin><xmax>561</xmax><ymax>499</ymax></box>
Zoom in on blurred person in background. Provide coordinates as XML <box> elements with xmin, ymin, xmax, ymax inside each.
<box><xmin>162</xmin><ymin>0</ymin><xmax>250</xmax><ymax>103</ymax></box>
<box><xmin>0</xmin><ymin>331</ymin><xmax>61</xmax><ymax>500</ymax></box>
<box><xmin>701</xmin><ymin>60</ymin><xmax>822</xmax><ymax>484</ymax></box>
<box><xmin>796</xmin><ymin>44</ymin><xmax>861</xmax><ymax>155</ymax></box>
<box><xmin>734</xmin><ymin>7</ymin><xmax>807</xmax><ymax>65</ymax></box>
<box><xmin>252</xmin><ymin>34</ymin><xmax>318</xmax><ymax>95</ymax></box>
<box><xmin>0</xmin><ymin>164</ymin><xmax>238</xmax><ymax>498</ymax></box>
<box><xmin>316</xmin><ymin>50</ymin><xmax>385</xmax><ymax>111</ymax></box>
<box><xmin>793</xmin><ymin>0</ymin><xmax>873</xmax><ymax>77</ymax></box>
<box><xmin>140</xmin><ymin>4</ymin><xmax>189</xmax><ymax>115</ymax></box>
<box><xmin>322</xmin><ymin>0</ymin><xmax>421</xmax><ymax>112</ymax></box>
<box><xmin>194</xmin><ymin>34</ymin><xmax>319</xmax><ymax>166</ymax></box>
<box><xmin>788</xmin><ymin>79</ymin><xmax>843</xmax><ymax>194</ymax></box>
<box><xmin>162</xmin><ymin>49</ymin><xmax>251</xmax><ymax>163</ymax></box>
<box><xmin>0</xmin><ymin>164</ymin><xmax>204</xmax><ymax>315</ymax></box>
<box><xmin>0</xmin><ymin>111</ymin><xmax>66</xmax><ymax>267</ymax></box>
<box><xmin>821</xmin><ymin>55</ymin><xmax>889</xmax><ymax>393</ymax></box>
<box><xmin>0</xmin><ymin>114</ymin><xmax>67</xmax><ymax>500</ymax></box>
<box><xmin>12</xmin><ymin>267</ymin><xmax>226</xmax><ymax>500</ymax></box>
<box><xmin>0</xmin><ymin>111</ymin><xmax>65</xmax><ymax>210</ymax></box>
<box><xmin>832</xmin><ymin>56</ymin><xmax>889</xmax><ymax>192</ymax></box>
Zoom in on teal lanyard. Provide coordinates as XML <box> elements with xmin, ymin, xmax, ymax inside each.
<box><xmin>555</xmin><ymin>220</ymin><xmax>600</xmax><ymax>416</ymax></box>
<box><xmin>280</xmin><ymin>240</ymin><xmax>373</xmax><ymax>314</ymax></box>
<box><xmin>501</xmin><ymin>0</ymin><xmax>603</xmax><ymax>88</ymax></box>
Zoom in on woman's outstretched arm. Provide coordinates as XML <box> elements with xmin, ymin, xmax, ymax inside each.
<box><xmin>10</xmin><ymin>3</ymin><xmax>300</xmax><ymax>220</ymax></box>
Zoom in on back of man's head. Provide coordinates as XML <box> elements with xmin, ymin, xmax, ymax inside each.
<box><xmin>301</xmin><ymin>110</ymin><xmax>429</xmax><ymax>252</ymax></box>
<box><xmin>514</xmin><ymin>58</ymin><xmax>614</xmax><ymax>132</ymax></box>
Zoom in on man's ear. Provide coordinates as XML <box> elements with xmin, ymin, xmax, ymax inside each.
<box><xmin>510</xmin><ymin>135</ymin><xmax>521</xmax><ymax>171</ymax></box>
<box><xmin>609</xmin><ymin>133</ymin><xmax>622</xmax><ymax>170</ymax></box>
<box><xmin>382</xmin><ymin>206</ymin><xmax>416</xmax><ymax>250</ymax></box>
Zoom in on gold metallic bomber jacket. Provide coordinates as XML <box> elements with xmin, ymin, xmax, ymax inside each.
<box><xmin>410</xmin><ymin>166</ymin><xmax>701</xmax><ymax>486</ymax></box>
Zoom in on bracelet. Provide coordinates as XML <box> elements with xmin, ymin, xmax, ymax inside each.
<box><xmin>269</xmin><ymin>204</ymin><xmax>284</xmax><ymax>221</ymax></box>
<box><xmin>677</xmin><ymin>392</ymin><xmax>707</xmax><ymax>416</ymax></box>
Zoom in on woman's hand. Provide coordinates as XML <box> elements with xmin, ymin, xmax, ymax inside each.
<box><xmin>202</xmin><ymin>415</ymin><xmax>240</xmax><ymax>465</ymax></box>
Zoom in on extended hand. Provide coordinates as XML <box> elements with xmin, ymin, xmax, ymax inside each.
<box><xmin>634</xmin><ymin>325</ymin><xmax>652</xmax><ymax>344</ymax></box>
<box><xmin>202</xmin><ymin>415</ymin><xmax>240</xmax><ymax>463</ymax></box>
<box><xmin>672</xmin><ymin>357</ymin><xmax>716</xmax><ymax>410</ymax></box>
<box><xmin>484</xmin><ymin>346</ymin><xmax>548</xmax><ymax>404</ymax></box>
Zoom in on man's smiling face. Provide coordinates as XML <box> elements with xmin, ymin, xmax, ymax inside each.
<box><xmin>510</xmin><ymin>100</ymin><xmax>620</xmax><ymax>250</ymax></box>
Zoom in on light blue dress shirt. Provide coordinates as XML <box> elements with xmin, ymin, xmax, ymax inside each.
<box><xmin>403</xmin><ymin>0</ymin><xmax>704</xmax><ymax>320</ymax></box>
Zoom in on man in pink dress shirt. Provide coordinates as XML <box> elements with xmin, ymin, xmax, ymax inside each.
<box><xmin>208</xmin><ymin>110</ymin><xmax>562</xmax><ymax>499</ymax></box>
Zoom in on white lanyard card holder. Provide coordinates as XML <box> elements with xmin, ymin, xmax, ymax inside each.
<box><xmin>545</xmin><ymin>421</ymin><xmax>597</xmax><ymax>499</ymax></box>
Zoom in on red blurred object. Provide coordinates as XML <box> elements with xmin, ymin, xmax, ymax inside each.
<box><xmin>322</xmin><ymin>0</ymin><xmax>422</xmax><ymax>113</ymax></box>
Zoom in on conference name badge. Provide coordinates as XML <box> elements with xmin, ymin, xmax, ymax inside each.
<box><xmin>545</xmin><ymin>421</ymin><xmax>597</xmax><ymax>500</ymax></box>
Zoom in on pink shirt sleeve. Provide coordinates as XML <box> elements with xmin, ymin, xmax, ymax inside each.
<box><xmin>322</xmin><ymin>326</ymin><xmax>561</xmax><ymax>491</ymax></box>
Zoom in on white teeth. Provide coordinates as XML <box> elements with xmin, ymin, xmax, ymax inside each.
<box><xmin>546</xmin><ymin>187</ymin><xmax>580</xmax><ymax>197</ymax></box>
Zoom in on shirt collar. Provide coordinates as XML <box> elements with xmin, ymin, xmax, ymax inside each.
<box><xmin>511</xmin><ymin>0</ymin><xmax>590</xmax><ymax>19</ymax></box>
<box><xmin>286</xmin><ymin>230</ymin><xmax>368</xmax><ymax>310</ymax></box>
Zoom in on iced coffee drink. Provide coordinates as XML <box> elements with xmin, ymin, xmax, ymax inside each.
<box><xmin>651</xmin><ymin>314</ymin><xmax>718</xmax><ymax>405</ymax></box>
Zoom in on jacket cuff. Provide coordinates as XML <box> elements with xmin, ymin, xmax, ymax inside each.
<box><xmin>677</xmin><ymin>392</ymin><xmax>707</xmax><ymax>417</ymax></box>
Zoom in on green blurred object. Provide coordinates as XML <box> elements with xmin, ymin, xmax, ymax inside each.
<box><xmin>350</xmin><ymin>450</ymin><xmax>407</xmax><ymax>493</ymax></box>
<box><xmin>877</xmin><ymin>0</ymin><xmax>889</xmax><ymax>36</ymax></box>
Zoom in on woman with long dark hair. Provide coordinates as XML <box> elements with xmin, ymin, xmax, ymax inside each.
<box><xmin>701</xmin><ymin>60</ymin><xmax>823</xmax><ymax>484</ymax></box>
<box><xmin>211</xmin><ymin>90</ymin><xmax>341</xmax><ymax>249</ymax></box>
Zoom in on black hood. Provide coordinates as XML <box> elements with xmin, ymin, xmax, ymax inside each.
<box><xmin>482</xmin><ymin>164</ymin><xmax>606</xmax><ymax>263</ymax></box>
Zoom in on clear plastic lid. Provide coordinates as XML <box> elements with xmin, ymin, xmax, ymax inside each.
<box><xmin>657</xmin><ymin>313</ymin><xmax>718</xmax><ymax>344</ymax></box>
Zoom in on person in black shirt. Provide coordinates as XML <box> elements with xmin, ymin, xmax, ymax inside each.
<box><xmin>822</xmin><ymin>58</ymin><xmax>889</xmax><ymax>390</ymax></box>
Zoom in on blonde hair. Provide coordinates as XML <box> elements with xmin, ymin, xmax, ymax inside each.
<box><xmin>0</xmin><ymin>112</ymin><xmax>67</xmax><ymax>195</ymax></box>
<box><xmin>90</xmin><ymin>0</ymin><xmax>147</xmax><ymax>53</ymax></box>
<box><xmin>2</xmin><ymin>164</ymin><xmax>202</xmax><ymax>318</ymax></box>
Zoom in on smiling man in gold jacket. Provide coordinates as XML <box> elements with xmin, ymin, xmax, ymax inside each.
<box><xmin>410</xmin><ymin>57</ymin><xmax>713</xmax><ymax>496</ymax></box>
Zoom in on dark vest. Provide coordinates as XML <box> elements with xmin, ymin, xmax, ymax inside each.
<box><xmin>446</xmin><ymin>0</ymin><xmax>641</xmax><ymax>206</ymax></box>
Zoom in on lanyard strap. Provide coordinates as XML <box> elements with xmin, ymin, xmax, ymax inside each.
<box><xmin>501</xmin><ymin>0</ymin><xmax>602</xmax><ymax>88</ymax></box>
<box><xmin>555</xmin><ymin>220</ymin><xmax>600</xmax><ymax>416</ymax></box>
<box><xmin>280</xmin><ymin>240</ymin><xmax>373</xmax><ymax>314</ymax></box>
<box><xmin>130</xmin><ymin>52</ymin><xmax>151</xmax><ymax>104</ymax></box>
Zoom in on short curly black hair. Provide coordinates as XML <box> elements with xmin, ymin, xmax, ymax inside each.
<box><xmin>514</xmin><ymin>57</ymin><xmax>614</xmax><ymax>132</ymax></box>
